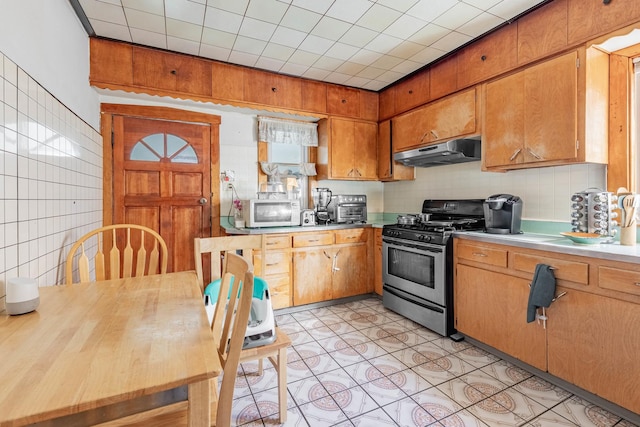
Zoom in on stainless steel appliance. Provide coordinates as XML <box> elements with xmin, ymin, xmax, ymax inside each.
<box><xmin>570</xmin><ymin>188</ymin><xmax>618</xmax><ymax>238</ymax></box>
<box><xmin>394</xmin><ymin>137</ymin><xmax>481</xmax><ymax>167</ymax></box>
<box><xmin>382</xmin><ymin>199</ymin><xmax>485</xmax><ymax>337</ymax></box>
<box><xmin>329</xmin><ymin>194</ymin><xmax>367</xmax><ymax>224</ymax></box>
<box><xmin>483</xmin><ymin>194</ymin><xmax>523</xmax><ymax>234</ymax></box>
<box><xmin>312</xmin><ymin>187</ymin><xmax>332</xmax><ymax>224</ymax></box>
<box><xmin>301</xmin><ymin>209</ymin><xmax>316</xmax><ymax>226</ymax></box>
<box><xmin>242</xmin><ymin>199</ymin><xmax>301</xmax><ymax>228</ymax></box>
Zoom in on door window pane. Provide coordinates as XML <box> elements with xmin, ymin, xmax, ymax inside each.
<box><xmin>130</xmin><ymin>133</ymin><xmax>198</xmax><ymax>164</ymax></box>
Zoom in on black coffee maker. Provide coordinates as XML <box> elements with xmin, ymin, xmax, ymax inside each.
<box><xmin>483</xmin><ymin>194</ymin><xmax>523</xmax><ymax>234</ymax></box>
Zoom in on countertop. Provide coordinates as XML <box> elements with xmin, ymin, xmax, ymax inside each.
<box><xmin>455</xmin><ymin>231</ymin><xmax>640</xmax><ymax>264</ymax></box>
<box><xmin>223</xmin><ymin>222</ymin><xmax>376</xmax><ymax>235</ymax></box>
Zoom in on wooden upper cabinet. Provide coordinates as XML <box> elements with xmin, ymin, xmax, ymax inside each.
<box><xmin>243</xmin><ymin>69</ymin><xmax>302</xmax><ymax>110</ymax></box>
<box><xmin>430</xmin><ymin>55</ymin><xmax>458</xmax><ymax>100</ymax></box>
<box><xmin>457</xmin><ymin>24</ymin><xmax>518</xmax><ymax>89</ymax></box>
<box><xmin>567</xmin><ymin>0</ymin><xmax>640</xmax><ymax>45</ymax></box>
<box><xmin>301</xmin><ymin>80</ymin><xmax>327</xmax><ymax>113</ymax></box>
<box><xmin>327</xmin><ymin>85</ymin><xmax>360</xmax><ymax>118</ymax></box>
<box><xmin>317</xmin><ymin>118</ymin><xmax>377</xmax><ymax>180</ymax></box>
<box><xmin>378</xmin><ymin>120</ymin><xmax>414</xmax><ymax>182</ymax></box>
<box><xmin>359</xmin><ymin>90</ymin><xmax>379</xmax><ymax>122</ymax></box>
<box><xmin>132</xmin><ymin>47</ymin><xmax>212</xmax><ymax>97</ymax></box>
<box><xmin>394</xmin><ymin>71</ymin><xmax>430</xmax><ymax>114</ymax></box>
<box><xmin>212</xmin><ymin>62</ymin><xmax>244</xmax><ymax>101</ymax></box>
<box><xmin>89</xmin><ymin>38</ymin><xmax>133</xmax><ymax>86</ymax></box>
<box><xmin>392</xmin><ymin>87</ymin><xmax>478</xmax><ymax>153</ymax></box>
<box><xmin>378</xmin><ymin>87</ymin><xmax>395</xmax><ymax>121</ymax></box>
<box><xmin>517</xmin><ymin>0</ymin><xmax>568</xmax><ymax>64</ymax></box>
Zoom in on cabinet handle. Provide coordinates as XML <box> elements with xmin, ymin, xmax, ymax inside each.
<box><xmin>266</xmin><ymin>262</ymin><xmax>278</xmax><ymax>267</ymax></box>
<box><xmin>635</xmin><ymin>282</ymin><xmax>640</xmax><ymax>286</ymax></box>
<box><xmin>472</xmin><ymin>252</ymin><xmax>487</xmax><ymax>257</ymax></box>
<box><xmin>552</xmin><ymin>291</ymin><xmax>567</xmax><ymax>302</ymax></box>
<box><xmin>170</xmin><ymin>69</ymin><xmax>177</xmax><ymax>75</ymax></box>
<box><xmin>308</xmin><ymin>239</ymin><xmax>319</xmax><ymax>242</ymax></box>
<box><xmin>419</xmin><ymin>131</ymin><xmax>429</xmax><ymax>144</ymax></box>
<box><xmin>481</xmin><ymin>55</ymin><xmax>487</xmax><ymax>61</ymax></box>
<box><xmin>345</xmin><ymin>236</ymin><xmax>356</xmax><ymax>239</ymax></box>
<box><xmin>271</xmin><ymin>87</ymin><xmax>278</xmax><ymax>92</ymax></box>
<box><xmin>509</xmin><ymin>148</ymin><xmax>522</xmax><ymax>161</ymax></box>
<box><xmin>527</xmin><ymin>148</ymin><xmax>543</xmax><ymax>160</ymax></box>
<box><xmin>323</xmin><ymin>250</ymin><xmax>331</xmax><ymax>259</ymax></box>
<box><xmin>267</xmin><ymin>242</ymin><xmax>277</xmax><ymax>246</ymax></box>
<box><xmin>430</xmin><ymin>130</ymin><xmax>439</xmax><ymax>139</ymax></box>
<box><xmin>408</xmin><ymin>90</ymin><xmax>413</xmax><ymax>94</ymax></box>
<box><xmin>341</xmin><ymin>99</ymin><xmax>347</xmax><ymax>104</ymax></box>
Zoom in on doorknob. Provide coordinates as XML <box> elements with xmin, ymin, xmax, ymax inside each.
<box><xmin>199</xmin><ymin>197</ymin><xmax>208</xmax><ymax>205</ymax></box>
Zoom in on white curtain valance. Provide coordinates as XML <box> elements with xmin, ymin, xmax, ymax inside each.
<box><xmin>258</xmin><ymin>117</ymin><xmax>318</xmax><ymax>147</ymax></box>
<box><xmin>260</xmin><ymin>162</ymin><xmax>317</xmax><ymax>177</ymax></box>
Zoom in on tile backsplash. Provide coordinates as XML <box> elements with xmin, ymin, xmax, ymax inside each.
<box><xmin>0</xmin><ymin>51</ymin><xmax>103</xmax><ymax>309</ymax></box>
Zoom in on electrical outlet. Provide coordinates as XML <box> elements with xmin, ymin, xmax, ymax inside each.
<box><xmin>225</xmin><ymin>183</ymin><xmax>233</xmax><ymax>190</ymax></box>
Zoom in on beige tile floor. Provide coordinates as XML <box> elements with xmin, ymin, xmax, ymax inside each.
<box><xmin>225</xmin><ymin>297</ymin><xmax>638</xmax><ymax>427</ymax></box>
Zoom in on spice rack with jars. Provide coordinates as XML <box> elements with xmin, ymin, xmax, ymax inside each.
<box><xmin>570</xmin><ymin>189</ymin><xmax>618</xmax><ymax>239</ymax></box>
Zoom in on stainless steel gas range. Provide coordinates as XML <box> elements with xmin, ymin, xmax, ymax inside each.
<box><xmin>382</xmin><ymin>199</ymin><xmax>485</xmax><ymax>338</ymax></box>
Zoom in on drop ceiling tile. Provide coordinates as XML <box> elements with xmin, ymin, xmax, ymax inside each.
<box><xmin>350</xmin><ymin>48</ymin><xmax>383</xmax><ymax>66</ymax></box>
<box><xmin>370</xmin><ymin>55</ymin><xmax>404</xmax><ymax>70</ymax></box>
<box><xmin>365</xmin><ymin>33</ymin><xmax>403</xmax><ymax>54</ymax></box>
<box><xmin>462</xmin><ymin>0</ymin><xmax>502</xmax><ymax>10</ymax></box>
<box><xmin>269</xmin><ymin>27</ymin><xmax>305</xmax><ymax>49</ymax></box>
<box><xmin>408</xmin><ymin>23</ymin><xmax>449</xmax><ymax>46</ymax></box>
<box><xmin>430</xmin><ymin>31</ymin><xmax>473</xmax><ymax>52</ymax></box>
<box><xmin>457</xmin><ymin>12</ymin><xmax>505</xmax><ymax>37</ymax></box>
<box><xmin>376</xmin><ymin>69</ymin><xmax>405</xmax><ymax>83</ymax></box>
<box><xmin>167</xmin><ymin>36</ymin><xmax>200</xmax><ymax>55</ymax></box>
<box><xmin>277</xmin><ymin>0</ymin><xmax>293</xmax><ymax>4</ymax></box>
<box><xmin>375</xmin><ymin>0</ymin><xmax>418</xmax><ymax>13</ymax></box>
<box><xmin>298</xmin><ymin>34</ymin><xmax>334</xmax><ymax>55</ymax></box>
<box><xmin>122</xmin><ymin>0</ymin><xmax>164</xmax><ymax>15</ymax></box>
<box><xmin>262</xmin><ymin>43</ymin><xmax>295</xmax><ymax>61</ymax></box>
<box><xmin>78</xmin><ymin>0</ymin><xmax>127</xmax><ymax>24</ymax></box>
<box><xmin>280</xmin><ymin>62</ymin><xmax>309</xmax><ymax>75</ymax></box>
<box><xmin>325</xmin><ymin>0</ymin><xmax>373</xmax><ymax>24</ymax></box>
<box><xmin>199</xmin><ymin>44</ymin><xmax>231</xmax><ymax>61</ymax></box>
<box><xmin>130</xmin><ymin>28</ymin><xmax>166</xmax><ymax>49</ymax></box>
<box><xmin>324</xmin><ymin>71</ymin><xmax>352</xmax><ymax>85</ymax></box>
<box><xmin>312</xmin><ymin>56</ymin><xmax>344</xmax><ymax>71</ymax></box>
<box><xmin>303</xmin><ymin>67</ymin><xmax>331</xmax><ymax>80</ymax></box>
<box><xmin>124</xmin><ymin>8</ymin><xmax>165</xmax><ymax>33</ymax></box>
<box><xmin>335</xmin><ymin>61</ymin><xmax>366</xmax><ymax>75</ymax></box>
<box><xmin>165</xmin><ymin>0</ymin><xmax>206</xmax><ymax>25</ymax></box>
<box><xmin>384</xmin><ymin>13</ymin><xmax>428</xmax><ymax>39</ymax></box>
<box><xmin>344</xmin><ymin>76</ymin><xmax>371</xmax><ymax>88</ymax></box>
<box><xmin>339</xmin><ymin>26</ymin><xmax>378</xmax><ymax>48</ymax></box>
<box><xmin>90</xmin><ymin>20</ymin><xmax>132</xmax><ymax>42</ymax></box>
<box><xmin>406</xmin><ymin>0</ymin><xmax>457</xmax><ymax>22</ymax></box>
<box><xmin>434</xmin><ymin>2</ymin><xmax>483</xmax><ymax>31</ymax></box>
<box><xmin>410</xmin><ymin>45</ymin><xmax>446</xmax><ymax>63</ymax></box>
<box><xmin>234</xmin><ymin>35</ymin><xmax>267</xmax><ymax>55</ymax></box>
<box><xmin>324</xmin><ymin>43</ymin><xmax>360</xmax><ymax>61</ymax></box>
<box><xmin>291</xmin><ymin>0</ymin><xmax>334</xmax><ymax>14</ymax></box>
<box><xmin>391</xmin><ymin>59</ymin><xmax>423</xmax><ymax>74</ymax></box>
<box><xmin>280</xmin><ymin>6</ymin><xmax>322</xmax><ymax>32</ymax></box>
<box><xmin>489</xmin><ymin>0</ymin><xmax>544</xmax><ymax>19</ymax></box>
<box><xmin>363</xmin><ymin>79</ymin><xmax>386</xmax><ymax>90</ymax></box>
<box><xmin>201</xmin><ymin>27</ymin><xmax>237</xmax><ymax>49</ymax></box>
<box><xmin>245</xmin><ymin>0</ymin><xmax>289</xmax><ymax>24</ymax></box>
<box><xmin>239</xmin><ymin>17</ymin><xmax>277</xmax><ymax>40</ymax></box>
<box><xmin>288</xmin><ymin>49</ymin><xmax>321</xmax><ymax>66</ymax></box>
<box><xmin>228</xmin><ymin>50</ymin><xmax>259</xmax><ymax>67</ymax></box>
<box><xmin>311</xmin><ymin>17</ymin><xmax>352</xmax><ymax>41</ymax></box>
<box><xmin>204</xmin><ymin>7</ymin><xmax>243</xmax><ymax>33</ymax></box>
<box><xmin>255</xmin><ymin>56</ymin><xmax>285</xmax><ymax>71</ymax></box>
<box><xmin>166</xmin><ymin>18</ymin><xmax>202</xmax><ymax>42</ymax></box>
<box><xmin>207</xmin><ymin>0</ymin><xmax>250</xmax><ymax>14</ymax></box>
<box><xmin>356</xmin><ymin>4</ymin><xmax>402</xmax><ymax>32</ymax></box>
<box><xmin>388</xmin><ymin>40</ymin><xmax>427</xmax><ymax>59</ymax></box>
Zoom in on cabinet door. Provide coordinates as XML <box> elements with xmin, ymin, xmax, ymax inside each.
<box><xmin>353</xmin><ymin>121</ymin><xmax>378</xmax><ymax>180</ymax></box>
<box><xmin>301</xmin><ymin>80</ymin><xmax>327</xmax><ymax>113</ymax></box>
<box><xmin>374</xmin><ymin>229</ymin><xmax>382</xmax><ymax>295</ymax></box>
<box><xmin>132</xmin><ymin>47</ymin><xmax>212</xmax><ymax>96</ymax></box>
<box><xmin>359</xmin><ymin>90</ymin><xmax>379</xmax><ymax>121</ymax></box>
<box><xmin>548</xmin><ymin>288</ymin><xmax>640</xmax><ymax>414</ymax></box>
<box><xmin>293</xmin><ymin>248</ymin><xmax>333</xmax><ymax>305</ymax></box>
<box><xmin>394</xmin><ymin>71</ymin><xmax>430</xmax><ymax>114</ymax></box>
<box><xmin>430</xmin><ymin>55</ymin><xmax>458</xmax><ymax>100</ymax></box>
<box><xmin>212</xmin><ymin>62</ymin><xmax>244</xmax><ymax>101</ymax></box>
<box><xmin>456</xmin><ymin>264</ymin><xmax>547</xmax><ymax>371</ymax></box>
<box><xmin>89</xmin><ymin>38</ymin><xmax>133</xmax><ymax>86</ymax></box>
<box><xmin>244</xmin><ymin>69</ymin><xmax>302</xmax><ymax>109</ymax></box>
<box><xmin>517</xmin><ymin>0</ymin><xmax>568</xmax><ymax>64</ymax></box>
<box><xmin>379</xmin><ymin>87</ymin><xmax>395</xmax><ymax>121</ymax></box>
<box><xmin>333</xmin><ymin>244</ymin><xmax>368</xmax><ymax>299</ymax></box>
<box><xmin>330</xmin><ymin>118</ymin><xmax>356</xmax><ymax>178</ymax></box>
<box><xmin>327</xmin><ymin>85</ymin><xmax>360</xmax><ymax>117</ymax></box>
<box><xmin>484</xmin><ymin>72</ymin><xmax>525</xmax><ymax>168</ymax></box>
<box><xmin>378</xmin><ymin>120</ymin><xmax>392</xmax><ymax>180</ymax></box>
<box><xmin>524</xmin><ymin>51</ymin><xmax>578</xmax><ymax>163</ymax></box>
<box><xmin>567</xmin><ymin>0</ymin><xmax>640</xmax><ymax>45</ymax></box>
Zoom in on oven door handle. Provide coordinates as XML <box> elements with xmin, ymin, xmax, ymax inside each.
<box><xmin>384</xmin><ymin>285</ymin><xmax>444</xmax><ymax>313</ymax></box>
<box><xmin>383</xmin><ymin>237</ymin><xmax>444</xmax><ymax>253</ymax></box>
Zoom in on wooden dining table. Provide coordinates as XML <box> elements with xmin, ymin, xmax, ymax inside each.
<box><xmin>0</xmin><ymin>271</ymin><xmax>220</xmax><ymax>427</ymax></box>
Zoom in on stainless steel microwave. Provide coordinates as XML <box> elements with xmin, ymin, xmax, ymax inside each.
<box><xmin>242</xmin><ymin>199</ymin><xmax>301</xmax><ymax>228</ymax></box>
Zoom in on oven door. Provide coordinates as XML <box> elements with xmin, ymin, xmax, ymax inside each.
<box><xmin>382</xmin><ymin>236</ymin><xmax>446</xmax><ymax>306</ymax></box>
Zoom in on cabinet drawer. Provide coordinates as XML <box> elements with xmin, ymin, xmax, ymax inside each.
<box><xmin>264</xmin><ymin>251</ymin><xmax>290</xmax><ymax>275</ymax></box>
<box><xmin>512</xmin><ymin>253</ymin><xmax>588</xmax><ymax>285</ymax></box>
<box><xmin>456</xmin><ymin>242</ymin><xmax>507</xmax><ymax>268</ymax></box>
<box><xmin>335</xmin><ymin>228</ymin><xmax>368</xmax><ymax>244</ymax></box>
<box><xmin>265</xmin><ymin>235</ymin><xmax>291</xmax><ymax>250</ymax></box>
<box><xmin>598</xmin><ymin>266</ymin><xmax>640</xmax><ymax>297</ymax></box>
<box><xmin>293</xmin><ymin>232</ymin><xmax>334</xmax><ymax>247</ymax></box>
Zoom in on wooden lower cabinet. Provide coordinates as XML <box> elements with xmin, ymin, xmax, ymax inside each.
<box><xmin>454</xmin><ymin>237</ymin><xmax>640</xmax><ymax>415</ymax></box>
<box><xmin>333</xmin><ymin>243</ymin><xmax>368</xmax><ymax>299</ymax></box>
<box><xmin>293</xmin><ymin>247</ymin><xmax>334</xmax><ymax>305</ymax></box>
<box><xmin>547</xmin><ymin>288</ymin><xmax>640</xmax><ymax>414</ymax></box>
<box><xmin>253</xmin><ymin>234</ymin><xmax>292</xmax><ymax>309</ymax></box>
<box><xmin>455</xmin><ymin>264</ymin><xmax>547</xmax><ymax>370</ymax></box>
<box><xmin>374</xmin><ymin>228</ymin><xmax>382</xmax><ymax>295</ymax></box>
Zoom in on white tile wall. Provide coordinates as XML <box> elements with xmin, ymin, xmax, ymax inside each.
<box><xmin>0</xmin><ymin>51</ymin><xmax>103</xmax><ymax>310</ymax></box>
<box><xmin>383</xmin><ymin>161</ymin><xmax>607</xmax><ymax>221</ymax></box>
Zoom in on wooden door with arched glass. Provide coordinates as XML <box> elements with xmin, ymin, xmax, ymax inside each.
<box><xmin>103</xmin><ymin>105</ymin><xmax>221</xmax><ymax>273</ymax></box>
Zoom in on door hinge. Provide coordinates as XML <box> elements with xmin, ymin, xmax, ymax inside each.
<box><xmin>576</xmin><ymin>140</ymin><xmax>580</xmax><ymax>150</ymax></box>
<box><xmin>576</xmin><ymin>58</ymin><xmax>580</xmax><ymax>68</ymax></box>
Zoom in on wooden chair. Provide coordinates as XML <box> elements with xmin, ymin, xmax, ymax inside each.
<box><xmin>194</xmin><ymin>235</ymin><xmax>291</xmax><ymax>424</ymax></box>
<box><xmin>65</xmin><ymin>224</ymin><xmax>168</xmax><ymax>284</ymax></box>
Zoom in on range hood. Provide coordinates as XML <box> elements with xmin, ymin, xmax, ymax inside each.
<box><xmin>394</xmin><ymin>137</ymin><xmax>481</xmax><ymax>167</ymax></box>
